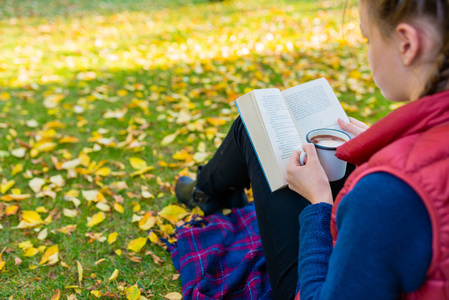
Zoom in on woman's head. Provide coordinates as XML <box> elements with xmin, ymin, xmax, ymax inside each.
<box><xmin>358</xmin><ymin>0</ymin><xmax>449</xmax><ymax>101</ymax></box>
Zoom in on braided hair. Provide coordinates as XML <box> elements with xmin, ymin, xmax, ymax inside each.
<box><xmin>361</xmin><ymin>0</ymin><xmax>449</xmax><ymax>98</ymax></box>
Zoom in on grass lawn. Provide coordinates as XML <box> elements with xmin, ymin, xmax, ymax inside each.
<box><xmin>0</xmin><ymin>0</ymin><xmax>395</xmax><ymax>298</ymax></box>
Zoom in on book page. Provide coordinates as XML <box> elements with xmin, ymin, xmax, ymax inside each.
<box><xmin>281</xmin><ymin>78</ymin><xmax>351</xmax><ymax>143</ymax></box>
<box><xmin>253</xmin><ymin>89</ymin><xmax>301</xmax><ymax>178</ymax></box>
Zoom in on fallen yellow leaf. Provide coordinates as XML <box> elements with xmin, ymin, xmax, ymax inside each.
<box><xmin>87</xmin><ymin>212</ymin><xmax>106</xmax><ymax>228</ymax></box>
<box><xmin>1</xmin><ymin>180</ymin><xmax>15</xmax><ymax>194</ymax></box>
<box><xmin>130</xmin><ymin>166</ymin><xmax>154</xmax><ymax>177</ymax></box>
<box><xmin>5</xmin><ymin>205</ymin><xmax>19</xmax><ymax>216</ymax></box>
<box><xmin>161</xmin><ymin>132</ymin><xmax>178</xmax><ymax>146</ymax></box>
<box><xmin>18</xmin><ymin>240</ymin><xmax>33</xmax><ymax>250</ymax></box>
<box><xmin>158</xmin><ymin>205</ymin><xmax>189</xmax><ymax>223</ymax></box>
<box><xmin>125</xmin><ymin>285</ymin><xmax>141</xmax><ymax>300</ymax></box>
<box><xmin>95</xmin><ymin>258</ymin><xmax>107</xmax><ymax>265</ymax></box>
<box><xmin>28</xmin><ymin>178</ymin><xmax>46</xmax><ymax>193</ymax></box>
<box><xmin>127</xmin><ymin>237</ymin><xmax>147</xmax><ymax>253</ymax></box>
<box><xmin>39</xmin><ymin>244</ymin><xmax>59</xmax><ymax>265</ymax></box>
<box><xmin>138</xmin><ymin>213</ymin><xmax>157</xmax><ymax>231</ymax></box>
<box><xmin>95</xmin><ymin>167</ymin><xmax>110</xmax><ymax>176</ymax></box>
<box><xmin>51</xmin><ymin>289</ymin><xmax>61</xmax><ymax>300</ymax></box>
<box><xmin>148</xmin><ymin>231</ymin><xmax>159</xmax><ymax>244</ymax></box>
<box><xmin>107</xmin><ymin>232</ymin><xmax>118</xmax><ymax>244</ymax></box>
<box><xmin>108</xmin><ymin>269</ymin><xmax>119</xmax><ymax>281</ymax></box>
<box><xmin>61</xmin><ymin>158</ymin><xmax>82</xmax><ymax>170</ymax></box>
<box><xmin>164</xmin><ymin>292</ymin><xmax>182</xmax><ymax>300</ymax></box>
<box><xmin>91</xmin><ymin>290</ymin><xmax>102</xmax><ymax>298</ymax></box>
<box><xmin>11</xmin><ymin>148</ymin><xmax>26</xmax><ymax>158</ymax></box>
<box><xmin>37</xmin><ymin>228</ymin><xmax>48</xmax><ymax>240</ymax></box>
<box><xmin>63</xmin><ymin>208</ymin><xmax>78</xmax><ymax>218</ymax></box>
<box><xmin>24</xmin><ymin>247</ymin><xmax>39</xmax><ymax>257</ymax></box>
<box><xmin>17</xmin><ymin>210</ymin><xmax>44</xmax><ymax>229</ymax></box>
<box><xmin>11</xmin><ymin>164</ymin><xmax>23</xmax><ymax>176</ymax></box>
<box><xmin>0</xmin><ymin>253</ymin><xmax>5</xmax><ymax>270</ymax></box>
<box><xmin>0</xmin><ymin>193</ymin><xmax>30</xmax><ymax>202</ymax></box>
<box><xmin>76</xmin><ymin>260</ymin><xmax>83</xmax><ymax>285</ymax></box>
<box><xmin>114</xmin><ymin>203</ymin><xmax>124</xmax><ymax>214</ymax></box>
<box><xmin>129</xmin><ymin>157</ymin><xmax>147</xmax><ymax>169</ymax></box>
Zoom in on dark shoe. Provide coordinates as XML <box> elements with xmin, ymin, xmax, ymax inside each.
<box><xmin>175</xmin><ymin>174</ymin><xmax>249</xmax><ymax>216</ymax></box>
<box><xmin>175</xmin><ymin>176</ymin><xmax>220</xmax><ymax>215</ymax></box>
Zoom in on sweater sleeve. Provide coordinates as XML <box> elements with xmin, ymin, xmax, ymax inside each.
<box><xmin>297</xmin><ymin>172</ymin><xmax>432</xmax><ymax>300</ymax></box>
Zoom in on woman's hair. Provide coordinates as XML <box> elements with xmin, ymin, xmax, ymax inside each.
<box><xmin>360</xmin><ymin>0</ymin><xmax>449</xmax><ymax>98</ymax></box>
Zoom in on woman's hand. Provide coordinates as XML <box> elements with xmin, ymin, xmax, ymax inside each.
<box><xmin>286</xmin><ymin>143</ymin><xmax>333</xmax><ymax>205</ymax></box>
<box><xmin>338</xmin><ymin>117</ymin><xmax>369</xmax><ymax>136</ymax></box>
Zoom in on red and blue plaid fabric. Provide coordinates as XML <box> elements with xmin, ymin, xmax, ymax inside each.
<box><xmin>167</xmin><ymin>203</ymin><xmax>273</xmax><ymax>299</ymax></box>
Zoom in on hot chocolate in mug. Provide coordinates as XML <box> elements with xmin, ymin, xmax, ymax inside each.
<box><xmin>299</xmin><ymin>128</ymin><xmax>351</xmax><ymax>181</ymax></box>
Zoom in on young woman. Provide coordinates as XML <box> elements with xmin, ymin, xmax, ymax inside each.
<box><xmin>175</xmin><ymin>0</ymin><xmax>449</xmax><ymax>299</ymax></box>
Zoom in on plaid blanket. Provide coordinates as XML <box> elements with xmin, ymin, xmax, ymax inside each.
<box><xmin>167</xmin><ymin>203</ymin><xmax>273</xmax><ymax>299</ymax></box>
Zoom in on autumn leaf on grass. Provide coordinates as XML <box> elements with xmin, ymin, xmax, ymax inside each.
<box><xmin>107</xmin><ymin>232</ymin><xmax>118</xmax><ymax>244</ymax></box>
<box><xmin>108</xmin><ymin>269</ymin><xmax>119</xmax><ymax>281</ymax></box>
<box><xmin>91</xmin><ymin>290</ymin><xmax>102</xmax><ymax>298</ymax></box>
<box><xmin>148</xmin><ymin>231</ymin><xmax>159</xmax><ymax>244</ymax></box>
<box><xmin>58</xmin><ymin>224</ymin><xmax>77</xmax><ymax>235</ymax></box>
<box><xmin>145</xmin><ymin>250</ymin><xmax>164</xmax><ymax>266</ymax></box>
<box><xmin>164</xmin><ymin>292</ymin><xmax>182</xmax><ymax>300</ymax></box>
<box><xmin>158</xmin><ymin>205</ymin><xmax>189</xmax><ymax>223</ymax></box>
<box><xmin>11</xmin><ymin>164</ymin><xmax>23</xmax><ymax>176</ymax></box>
<box><xmin>127</xmin><ymin>237</ymin><xmax>147</xmax><ymax>253</ymax></box>
<box><xmin>138</xmin><ymin>212</ymin><xmax>156</xmax><ymax>231</ymax></box>
<box><xmin>103</xmin><ymin>108</ymin><xmax>127</xmax><ymax>119</ymax></box>
<box><xmin>24</xmin><ymin>247</ymin><xmax>39</xmax><ymax>257</ymax></box>
<box><xmin>76</xmin><ymin>260</ymin><xmax>83</xmax><ymax>285</ymax></box>
<box><xmin>87</xmin><ymin>212</ymin><xmax>106</xmax><ymax>228</ymax></box>
<box><xmin>17</xmin><ymin>210</ymin><xmax>44</xmax><ymax>229</ymax></box>
<box><xmin>61</xmin><ymin>158</ymin><xmax>82</xmax><ymax>170</ymax></box>
<box><xmin>11</xmin><ymin>148</ymin><xmax>26</xmax><ymax>158</ymax></box>
<box><xmin>51</xmin><ymin>289</ymin><xmax>61</xmax><ymax>300</ymax></box>
<box><xmin>130</xmin><ymin>166</ymin><xmax>154</xmax><ymax>177</ymax></box>
<box><xmin>29</xmin><ymin>178</ymin><xmax>46</xmax><ymax>193</ymax></box>
<box><xmin>5</xmin><ymin>205</ymin><xmax>19</xmax><ymax>216</ymax></box>
<box><xmin>82</xmin><ymin>190</ymin><xmax>99</xmax><ymax>202</ymax></box>
<box><xmin>130</xmin><ymin>157</ymin><xmax>147</xmax><ymax>169</ymax></box>
<box><xmin>114</xmin><ymin>203</ymin><xmax>124</xmax><ymax>214</ymax></box>
<box><xmin>125</xmin><ymin>285</ymin><xmax>141</xmax><ymax>300</ymax></box>
<box><xmin>206</xmin><ymin>117</ymin><xmax>227</xmax><ymax>126</ymax></box>
<box><xmin>1</xmin><ymin>180</ymin><xmax>15</xmax><ymax>194</ymax></box>
<box><xmin>161</xmin><ymin>130</ymin><xmax>180</xmax><ymax>146</ymax></box>
<box><xmin>37</xmin><ymin>228</ymin><xmax>48</xmax><ymax>240</ymax></box>
<box><xmin>0</xmin><ymin>253</ymin><xmax>5</xmax><ymax>270</ymax></box>
<box><xmin>39</xmin><ymin>244</ymin><xmax>59</xmax><ymax>265</ymax></box>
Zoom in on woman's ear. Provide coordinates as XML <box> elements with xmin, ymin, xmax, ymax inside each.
<box><xmin>395</xmin><ymin>23</ymin><xmax>420</xmax><ymax>66</ymax></box>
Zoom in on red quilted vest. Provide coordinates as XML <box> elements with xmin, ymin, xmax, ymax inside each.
<box><xmin>295</xmin><ymin>90</ymin><xmax>449</xmax><ymax>300</ymax></box>
<box><xmin>333</xmin><ymin>90</ymin><xmax>449</xmax><ymax>299</ymax></box>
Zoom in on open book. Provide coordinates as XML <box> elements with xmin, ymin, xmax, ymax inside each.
<box><xmin>235</xmin><ymin>78</ymin><xmax>351</xmax><ymax>192</ymax></box>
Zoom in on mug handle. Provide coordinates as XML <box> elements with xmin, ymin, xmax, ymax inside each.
<box><xmin>299</xmin><ymin>151</ymin><xmax>307</xmax><ymax>166</ymax></box>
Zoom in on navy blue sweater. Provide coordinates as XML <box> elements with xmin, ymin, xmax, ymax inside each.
<box><xmin>298</xmin><ymin>172</ymin><xmax>432</xmax><ymax>299</ymax></box>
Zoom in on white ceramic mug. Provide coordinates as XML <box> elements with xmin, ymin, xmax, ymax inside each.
<box><xmin>299</xmin><ymin>128</ymin><xmax>351</xmax><ymax>182</ymax></box>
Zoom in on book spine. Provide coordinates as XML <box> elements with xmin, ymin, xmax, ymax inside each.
<box><xmin>234</xmin><ymin>100</ymin><xmax>274</xmax><ymax>192</ymax></box>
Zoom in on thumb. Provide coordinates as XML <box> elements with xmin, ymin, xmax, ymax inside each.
<box><xmin>288</xmin><ymin>150</ymin><xmax>302</xmax><ymax>167</ymax></box>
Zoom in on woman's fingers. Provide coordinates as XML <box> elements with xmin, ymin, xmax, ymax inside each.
<box><xmin>338</xmin><ymin>117</ymin><xmax>369</xmax><ymax>136</ymax></box>
<box><xmin>348</xmin><ymin>117</ymin><xmax>370</xmax><ymax>129</ymax></box>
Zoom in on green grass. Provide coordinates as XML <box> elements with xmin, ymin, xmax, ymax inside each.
<box><xmin>0</xmin><ymin>0</ymin><xmax>393</xmax><ymax>298</ymax></box>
